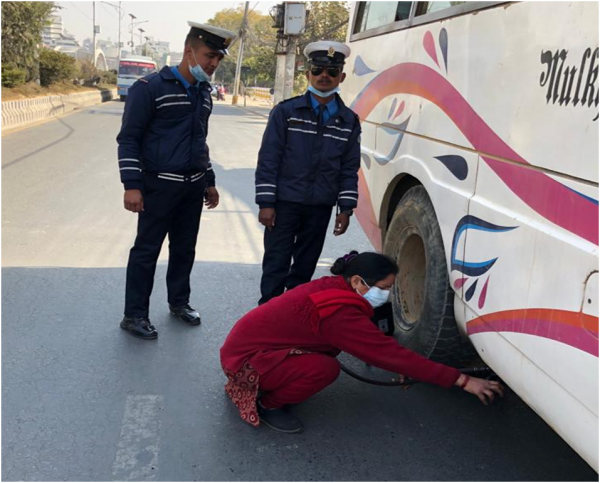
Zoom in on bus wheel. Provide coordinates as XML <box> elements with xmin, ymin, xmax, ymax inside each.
<box><xmin>119</xmin><ymin>95</ymin><xmax>126</xmax><ymax>102</ymax></box>
<box><xmin>383</xmin><ymin>185</ymin><xmax>474</xmax><ymax>367</ymax></box>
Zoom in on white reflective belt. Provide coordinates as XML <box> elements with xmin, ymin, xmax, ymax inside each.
<box><xmin>155</xmin><ymin>93</ymin><xmax>187</xmax><ymax>102</ymax></box>
<box><xmin>323</xmin><ymin>133</ymin><xmax>348</xmax><ymax>142</ymax></box>
<box><xmin>288</xmin><ymin>127</ymin><xmax>317</xmax><ymax>135</ymax></box>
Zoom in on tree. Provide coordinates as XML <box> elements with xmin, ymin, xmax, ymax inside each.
<box><xmin>1</xmin><ymin>1</ymin><xmax>56</xmax><ymax>85</ymax></box>
<box><xmin>302</xmin><ymin>2</ymin><xmax>350</xmax><ymax>49</ymax></box>
<box><xmin>205</xmin><ymin>2</ymin><xmax>350</xmax><ymax>89</ymax></box>
<box><xmin>206</xmin><ymin>6</ymin><xmax>276</xmax><ymax>87</ymax></box>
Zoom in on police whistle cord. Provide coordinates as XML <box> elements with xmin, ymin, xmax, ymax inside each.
<box><xmin>338</xmin><ymin>361</ymin><xmax>496</xmax><ymax>387</ymax></box>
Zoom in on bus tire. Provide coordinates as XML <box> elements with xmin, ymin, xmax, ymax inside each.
<box><xmin>383</xmin><ymin>185</ymin><xmax>474</xmax><ymax>367</ymax></box>
<box><xmin>119</xmin><ymin>95</ymin><xmax>126</xmax><ymax>102</ymax></box>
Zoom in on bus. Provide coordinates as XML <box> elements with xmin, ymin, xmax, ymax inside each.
<box><xmin>343</xmin><ymin>1</ymin><xmax>598</xmax><ymax>471</ymax></box>
<box><xmin>117</xmin><ymin>56</ymin><xmax>157</xmax><ymax>101</ymax></box>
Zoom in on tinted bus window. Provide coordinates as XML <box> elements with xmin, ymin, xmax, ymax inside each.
<box><xmin>354</xmin><ymin>2</ymin><xmax>412</xmax><ymax>34</ymax></box>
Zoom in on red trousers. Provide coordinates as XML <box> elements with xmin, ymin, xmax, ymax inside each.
<box><xmin>259</xmin><ymin>353</ymin><xmax>340</xmax><ymax>409</ymax></box>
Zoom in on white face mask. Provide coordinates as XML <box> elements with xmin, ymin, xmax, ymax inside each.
<box><xmin>188</xmin><ymin>49</ymin><xmax>211</xmax><ymax>84</ymax></box>
<box><xmin>357</xmin><ymin>278</ymin><xmax>390</xmax><ymax>308</ymax></box>
<box><xmin>307</xmin><ymin>85</ymin><xmax>340</xmax><ymax>98</ymax></box>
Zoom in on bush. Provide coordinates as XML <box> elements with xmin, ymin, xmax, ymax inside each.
<box><xmin>1</xmin><ymin>64</ymin><xmax>27</xmax><ymax>87</ymax></box>
<box><xmin>99</xmin><ymin>69</ymin><xmax>117</xmax><ymax>85</ymax></box>
<box><xmin>39</xmin><ymin>49</ymin><xmax>76</xmax><ymax>87</ymax></box>
<box><xmin>76</xmin><ymin>59</ymin><xmax>100</xmax><ymax>86</ymax></box>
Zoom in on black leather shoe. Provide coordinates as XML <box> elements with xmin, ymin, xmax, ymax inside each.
<box><xmin>169</xmin><ymin>304</ymin><xmax>201</xmax><ymax>325</ymax></box>
<box><xmin>257</xmin><ymin>400</ymin><xmax>304</xmax><ymax>433</ymax></box>
<box><xmin>120</xmin><ymin>316</ymin><xmax>158</xmax><ymax>340</ymax></box>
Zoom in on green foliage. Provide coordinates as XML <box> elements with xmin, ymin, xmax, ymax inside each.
<box><xmin>206</xmin><ymin>2</ymin><xmax>350</xmax><ymax>89</ymax></box>
<box><xmin>207</xmin><ymin>6</ymin><xmax>277</xmax><ymax>87</ymax></box>
<box><xmin>100</xmin><ymin>70</ymin><xmax>117</xmax><ymax>85</ymax></box>
<box><xmin>39</xmin><ymin>49</ymin><xmax>76</xmax><ymax>87</ymax></box>
<box><xmin>1</xmin><ymin>1</ymin><xmax>56</xmax><ymax>82</ymax></box>
<box><xmin>1</xmin><ymin>65</ymin><xmax>27</xmax><ymax>88</ymax></box>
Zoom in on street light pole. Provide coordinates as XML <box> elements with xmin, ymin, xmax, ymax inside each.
<box><xmin>138</xmin><ymin>28</ymin><xmax>145</xmax><ymax>54</ymax></box>
<box><xmin>129</xmin><ymin>13</ymin><xmax>136</xmax><ymax>51</ymax></box>
<box><xmin>101</xmin><ymin>1</ymin><xmax>123</xmax><ymax>62</ymax></box>
<box><xmin>144</xmin><ymin>36</ymin><xmax>153</xmax><ymax>59</ymax></box>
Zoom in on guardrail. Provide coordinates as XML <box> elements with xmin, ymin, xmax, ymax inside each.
<box><xmin>1</xmin><ymin>88</ymin><xmax>117</xmax><ymax>131</ymax></box>
<box><xmin>245</xmin><ymin>87</ymin><xmax>273</xmax><ymax>102</ymax></box>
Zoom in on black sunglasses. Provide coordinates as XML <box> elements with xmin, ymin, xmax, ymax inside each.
<box><xmin>310</xmin><ymin>66</ymin><xmax>342</xmax><ymax>78</ymax></box>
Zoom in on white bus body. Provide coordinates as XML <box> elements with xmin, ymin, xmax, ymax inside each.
<box><xmin>117</xmin><ymin>56</ymin><xmax>157</xmax><ymax>100</ymax></box>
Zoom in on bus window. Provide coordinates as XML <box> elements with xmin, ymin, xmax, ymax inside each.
<box><xmin>415</xmin><ymin>1</ymin><xmax>466</xmax><ymax>16</ymax></box>
<box><xmin>353</xmin><ymin>2</ymin><xmax>413</xmax><ymax>34</ymax></box>
<box><xmin>117</xmin><ymin>58</ymin><xmax>157</xmax><ymax>101</ymax></box>
<box><xmin>118</xmin><ymin>62</ymin><xmax>155</xmax><ymax>78</ymax></box>
<box><xmin>395</xmin><ymin>2</ymin><xmax>413</xmax><ymax>21</ymax></box>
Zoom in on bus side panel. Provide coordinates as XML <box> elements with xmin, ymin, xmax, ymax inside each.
<box><xmin>365</xmin><ymin>114</ymin><xmax>479</xmax><ymax>311</ymax></box>
<box><xmin>463</xmin><ymin>158</ymin><xmax>598</xmax><ymax>469</ymax></box>
<box><xmin>344</xmin><ymin>0</ymin><xmax>599</xmax><ymax>470</ymax></box>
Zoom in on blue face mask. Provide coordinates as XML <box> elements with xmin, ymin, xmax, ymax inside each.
<box><xmin>188</xmin><ymin>50</ymin><xmax>211</xmax><ymax>84</ymax></box>
<box><xmin>358</xmin><ymin>278</ymin><xmax>390</xmax><ymax>308</ymax></box>
<box><xmin>307</xmin><ymin>85</ymin><xmax>340</xmax><ymax>98</ymax></box>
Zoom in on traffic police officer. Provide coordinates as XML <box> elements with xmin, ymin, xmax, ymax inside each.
<box><xmin>255</xmin><ymin>40</ymin><xmax>361</xmax><ymax>305</ymax></box>
<box><xmin>117</xmin><ymin>22</ymin><xmax>236</xmax><ymax>339</ymax></box>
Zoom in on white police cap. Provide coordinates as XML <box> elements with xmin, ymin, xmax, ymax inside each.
<box><xmin>304</xmin><ymin>41</ymin><xmax>351</xmax><ymax>65</ymax></box>
<box><xmin>187</xmin><ymin>21</ymin><xmax>237</xmax><ymax>55</ymax></box>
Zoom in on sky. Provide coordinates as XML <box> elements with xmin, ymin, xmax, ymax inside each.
<box><xmin>55</xmin><ymin>1</ymin><xmax>278</xmax><ymax>52</ymax></box>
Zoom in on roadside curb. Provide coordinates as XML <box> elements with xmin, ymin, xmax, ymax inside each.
<box><xmin>232</xmin><ymin>104</ymin><xmax>272</xmax><ymax>118</ymax></box>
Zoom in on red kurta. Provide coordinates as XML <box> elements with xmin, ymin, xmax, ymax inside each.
<box><xmin>220</xmin><ymin>276</ymin><xmax>461</xmax><ymax>424</ymax></box>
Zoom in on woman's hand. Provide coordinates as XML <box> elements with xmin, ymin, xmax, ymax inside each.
<box><xmin>393</xmin><ymin>374</ymin><xmax>406</xmax><ymax>384</ymax></box>
<box><xmin>456</xmin><ymin>374</ymin><xmax>505</xmax><ymax>405</ymax></box>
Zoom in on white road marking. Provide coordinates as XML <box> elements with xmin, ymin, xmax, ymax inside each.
<box><xmin>112</xmin><ymin>395</ymin><xmax>162</xmax><ymax>481</ymax></box>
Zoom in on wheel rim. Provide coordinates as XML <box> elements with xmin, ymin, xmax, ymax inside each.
<box><xmin>396</xmin><ymin>230</ymin><xmax>426</xmax><ymax>329</ymax></box>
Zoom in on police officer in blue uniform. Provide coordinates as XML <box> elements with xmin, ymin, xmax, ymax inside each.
<box><xmin>117</xmin><ymin>22</ymin><xmax>236</xmax><ymax>339</ymax></box>
<box><xmin>255</xmin><ymin>41</ymin><xmax>361</xmax><ymax>305</ymax></box>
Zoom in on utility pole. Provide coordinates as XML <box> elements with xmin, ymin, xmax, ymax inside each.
<box><xmin>274</xmin><ymin>47</ymin><xmax>286</xmax><ymax>105</ymax></box>
<box><xmin>272</xmin><ymin>3</ymin><xmax>306</xmax><ymax>104</ymax></box>
<box><xmin>274</xmin><ymin>38</ymin><xmax>297</xmax><ymax>104</ymax></box>
<box><xmin>283</xmin><ymin>37</ymin><xmax>297</xmax><ymax>101</ymax></box>
<box><xmin>232</xmin><ymin>1</ymin><xmax>250</xmax><ymax>105</ymax></box>
<box><xmin>92</xmin><ymin>1</ymin><xmax>96</xmax><ymax>67</ymax></box>
<box><xmin>118</xmin><ymin>1</ymin><xmax>121</xmax><ymax>61</ymax></box>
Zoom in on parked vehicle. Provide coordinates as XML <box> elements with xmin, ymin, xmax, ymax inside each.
<box><xmin>117</xmin><ymin>56</ymin><xmax>157</xmax><ymax>101</ymax></box>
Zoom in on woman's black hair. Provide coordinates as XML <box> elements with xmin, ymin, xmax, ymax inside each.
<box><xmin>330</xmin><ymin>251</ymin><xmax>399</xmax><ymax>286</ymax></box>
